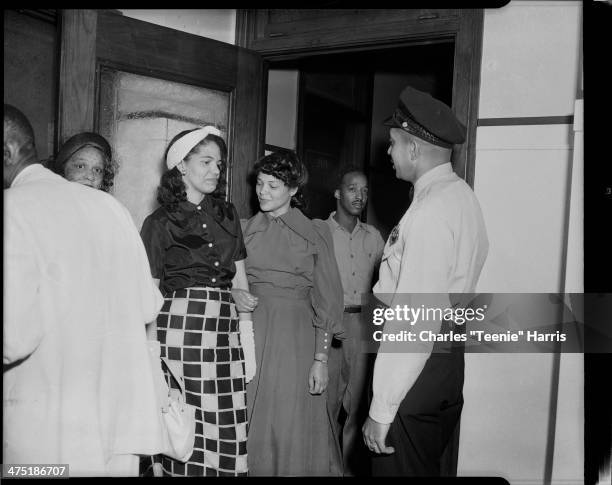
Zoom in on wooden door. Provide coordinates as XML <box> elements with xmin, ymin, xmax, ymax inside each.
<box><xmin>57</xmin><ymin>9</ymin><xmax>266</xmax><ymax>225</ymax></box>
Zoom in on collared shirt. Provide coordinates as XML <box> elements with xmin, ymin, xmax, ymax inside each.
<box><xmin>324</xmin><ymin>212</ymin><xmax>385</xmax><ymax>306</ymax></box>
<box><xmin>369</xmin><ymin>162</ymin><xmax>489</xmax><ymax>424</ymax></box>
<box><xmin>4</xmin><ymin>164</ymin><xmax>166</xmax><ymax>472</ymax></box>
<box><xmin>140</xmin><ymin>197</ymin><xmax>246</xmax><ymax>295</ymax></box>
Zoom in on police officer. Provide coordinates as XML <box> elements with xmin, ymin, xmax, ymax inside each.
<box><xmin>361</xmin><ymin>86</ymin><xmax>489</xmax><ymax>476</ymax></box>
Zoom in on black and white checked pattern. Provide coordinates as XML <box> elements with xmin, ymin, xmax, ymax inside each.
<box><xmin>154</xmin><ymin>287</ymin><xmax>248</xmax><ymax>476</ymax></box>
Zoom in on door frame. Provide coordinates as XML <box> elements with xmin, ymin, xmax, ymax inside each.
<box><xmin>57</xmin><ymin>9</ymin><xmax>266</xmax><ymax>218</ymax></box>
<box><xmin>236</xmin><ymin>9</ymin><xmax>484</xmax><ymax>188</ymax></box>
<box><xmin>236</xmin><ymin>9</ymin><xmax>484</xmax><ymax>475</ymax></box>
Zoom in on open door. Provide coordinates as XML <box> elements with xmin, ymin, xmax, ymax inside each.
<box><xmin>57</xmin><ymin>9</ymin><xmax>266</xmax><ymax>226</ymax></box>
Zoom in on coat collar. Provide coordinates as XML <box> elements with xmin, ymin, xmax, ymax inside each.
<box><xmin>10</xmin><ymin>163</ymin><xmax>59</xmax><ymax>188</ymax></box>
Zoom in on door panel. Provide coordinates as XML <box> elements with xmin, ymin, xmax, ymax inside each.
<box><xmin>58</xmin><ymin>9</ymin><xmax>265</xmax><ymax>222</ymax></box>
<box><xmin>241</xmin><ymin>9</ymin><xmax>460</xmax><ymax>55</ymax></box>
<box><xmin>97</xmin><ymin>68</ymin><xmax>231</xmax><ymax>230</ymax></box>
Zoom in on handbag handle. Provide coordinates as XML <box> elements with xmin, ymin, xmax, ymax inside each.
<box><xmin>160</xmin><ymin>357</ymin><xmax>187</xmax><ymax>398</ymax></box>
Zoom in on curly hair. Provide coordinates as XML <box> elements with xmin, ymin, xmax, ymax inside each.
<box><xmin>99</xmin><ymin>159</ymin><xmax>117</xmax><ymax>192</ymax></box>
<box><xmin>52</xmin><ymin>132</ymin><xmax>117</xmax><ymax>193</ymax></box>
<box><xmin>157</xmin><ymin>130</ymin><xmax>228</xmax><ymax>212</ymax></box>
<box><xmin>253</xmin><ymin>150</ymin><xmax>308</xmax><ymax>209</ymax></box>
<box><xmin>335</xmin><ymin>165</ymin><xmax>366</xmax><ymax>190</ymax></box>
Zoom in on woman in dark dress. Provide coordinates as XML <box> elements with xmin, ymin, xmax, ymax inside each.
<box><xmin>243</xmin><ymin>151</ymin><xmax>344</xmax><ymax>476</ymax></box>
<box><xmin>140</xmin><ymin>126</ymin><xmax>257</xmax><ymax>476</ymax></box>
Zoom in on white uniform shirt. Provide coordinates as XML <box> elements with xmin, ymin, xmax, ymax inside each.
<box><xmin>4</xmin><ymin>164</ymin><xmax>166</xmax><ymax>475</ymax></box>
<box><xmin>369</xmin><ymin>162</ymin><xmax>489</xmax><ymax>424</ymax></box>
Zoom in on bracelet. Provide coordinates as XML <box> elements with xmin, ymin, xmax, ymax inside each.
<box><xmin>314</xmin><ymin>357</ymin><xmax>328</xmax><ymax>364</ymax></box>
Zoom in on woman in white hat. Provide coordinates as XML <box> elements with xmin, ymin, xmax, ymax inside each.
<box><xmin>140</xmin><ymin>127</ymin><xmax>257</xmax><ymax>477</ymax></box>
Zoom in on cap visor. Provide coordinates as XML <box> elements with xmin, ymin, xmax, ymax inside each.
<box><xmin>382</xmin><ymin>114</ymin><xmax>398</xmax><ymax>127</ymax></box>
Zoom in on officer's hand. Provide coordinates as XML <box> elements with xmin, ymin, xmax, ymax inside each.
<box><xmin>362</xmin><ymin>416</ymin><xmax>395</xmax><ymax>454</ymax></box>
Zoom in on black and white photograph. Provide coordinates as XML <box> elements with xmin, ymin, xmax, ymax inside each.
<box><xmin>3</xmin><ymin>4</ymin><xmax>611</xmax><ymax>483</ymax></box>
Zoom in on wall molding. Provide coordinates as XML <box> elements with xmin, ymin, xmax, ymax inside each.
<box><xmin>508</xmin><ymin>1</ymin><xmax>582</xmax><ymax>6</ymax></box>
<box><xmin>478</xmin><ymin>116</ymin><xmax>574</xmax><ymax>127</ymax></box>
<box><xmin>476</xmin><ymin>124</ymin><xmax>573</xmax><ymax>151</ymax></box>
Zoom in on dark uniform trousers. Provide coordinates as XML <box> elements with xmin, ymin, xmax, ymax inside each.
<box><xmin>371</xmin><ymin>348</ymin><xmax>464</xmax><ymax>477</ymax></box>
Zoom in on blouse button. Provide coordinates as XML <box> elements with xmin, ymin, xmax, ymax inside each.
<box><xmin>324</xmin><ymin>346</ymin><xmax>328</xmax><ymax>349</ymax></box>
<box><xmin>212</xmin><ymin>278</ymin><xmax>216</xmax><ymax>283</ymax></box>
<box><xmin>202</xmin><ymin>223</ymin><xmax>207</xmax><ymax>228</ymax></box>
<box><xmin>208</xmin><ymin>242</ymin><xmax>213</xmax><ymax>248</ymax></box>
<box><xmin>324</xmin><ymin>338</ymin><xmax>328</xmax><ymax>343</ymax></box>
<box><xmin>214</xmin><ymin>261</ymin><xmax>219</xmax><ymax>267</ymax></box>
<box><xmin>197</xmin><ymin>206</ymin><xmax>201</xmax><ymax>210</ymax></box>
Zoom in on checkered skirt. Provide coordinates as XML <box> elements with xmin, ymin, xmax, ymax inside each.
<box><xmin>152</xmin><ymin>287</ymin><xmax>248</xmax><ymax>476</ymax></box>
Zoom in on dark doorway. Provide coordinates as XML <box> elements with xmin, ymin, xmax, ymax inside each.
<box><xmin>4</xmin><ymin>10</ymin><xmax>58</xmax><ymax>162</ymax></box>
<box><xmin>269</xmin><ymin>41</ymin><xmax>455</xmax><ymax>238</ymax></box>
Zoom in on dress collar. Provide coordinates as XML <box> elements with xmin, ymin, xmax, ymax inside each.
<box><xmin>244</xmin><ymin>207</ymin><xmax>317</xmax><ymax>245</ymax></box>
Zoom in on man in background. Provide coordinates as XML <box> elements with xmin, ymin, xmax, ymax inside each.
<box><xmin>361</xmin><ymin>86</ymin><xmax>488</xmax><ymax>476</ymax></box>
<box><xmin>4</xmin><ymin>104</ymin><xmax>166</xmax><ymax>475</ymax></box>
<box><xmin>324</xmin><ymin>167</ymin><xmax>384</xmax><ymax>476</ymax></box>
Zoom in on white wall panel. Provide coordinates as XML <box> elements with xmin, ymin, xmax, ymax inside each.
<box><xmin>463</xmin><ymin>2</ymin><xmax>583</xmax><ymax>480</ymax></box>
<box><xmin>474</xmin><ymin>125</ymin><xmax>572</xmax><ymax>294</ymax></box>
<box><xmin>459</xmin><ymin>353</ymin><xmax>554</xmax><ymax>483</ymax></box>
<box><xmin>479</xmin><ymin>1</ymin><xmax>581</xmax><ymax>118</ymax></box>
<box><xmin>461</xmin><ymin>122</ymin><xmax>576</xmax><ymax>481</ymax></box>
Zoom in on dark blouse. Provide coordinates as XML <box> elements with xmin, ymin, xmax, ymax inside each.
<box><xmin>140</xmin><ymin>196</ymin><xmax>247</xmax><ymax>296</ymax></box>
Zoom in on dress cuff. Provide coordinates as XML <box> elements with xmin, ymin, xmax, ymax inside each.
<box><xmin>368</xmin><ymin>396</ymin><xmax>399</xmax><ymax>425</ymax></box>
<box><xmin>314</xmin><ymin>327</ymin><xmax>331</xmax><ymax>355</ymax></box>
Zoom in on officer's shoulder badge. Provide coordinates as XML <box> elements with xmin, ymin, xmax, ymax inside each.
<box><xmin>389</xmin><ymin>225</ymin><xmax>399</xmax><ymax>246</ymax></box>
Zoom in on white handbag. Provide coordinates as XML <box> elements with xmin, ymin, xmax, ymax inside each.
<box><xmin>148</xmin><ymin>340</ymin><xmax>196</xmax><ymax>463</ymax></box>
